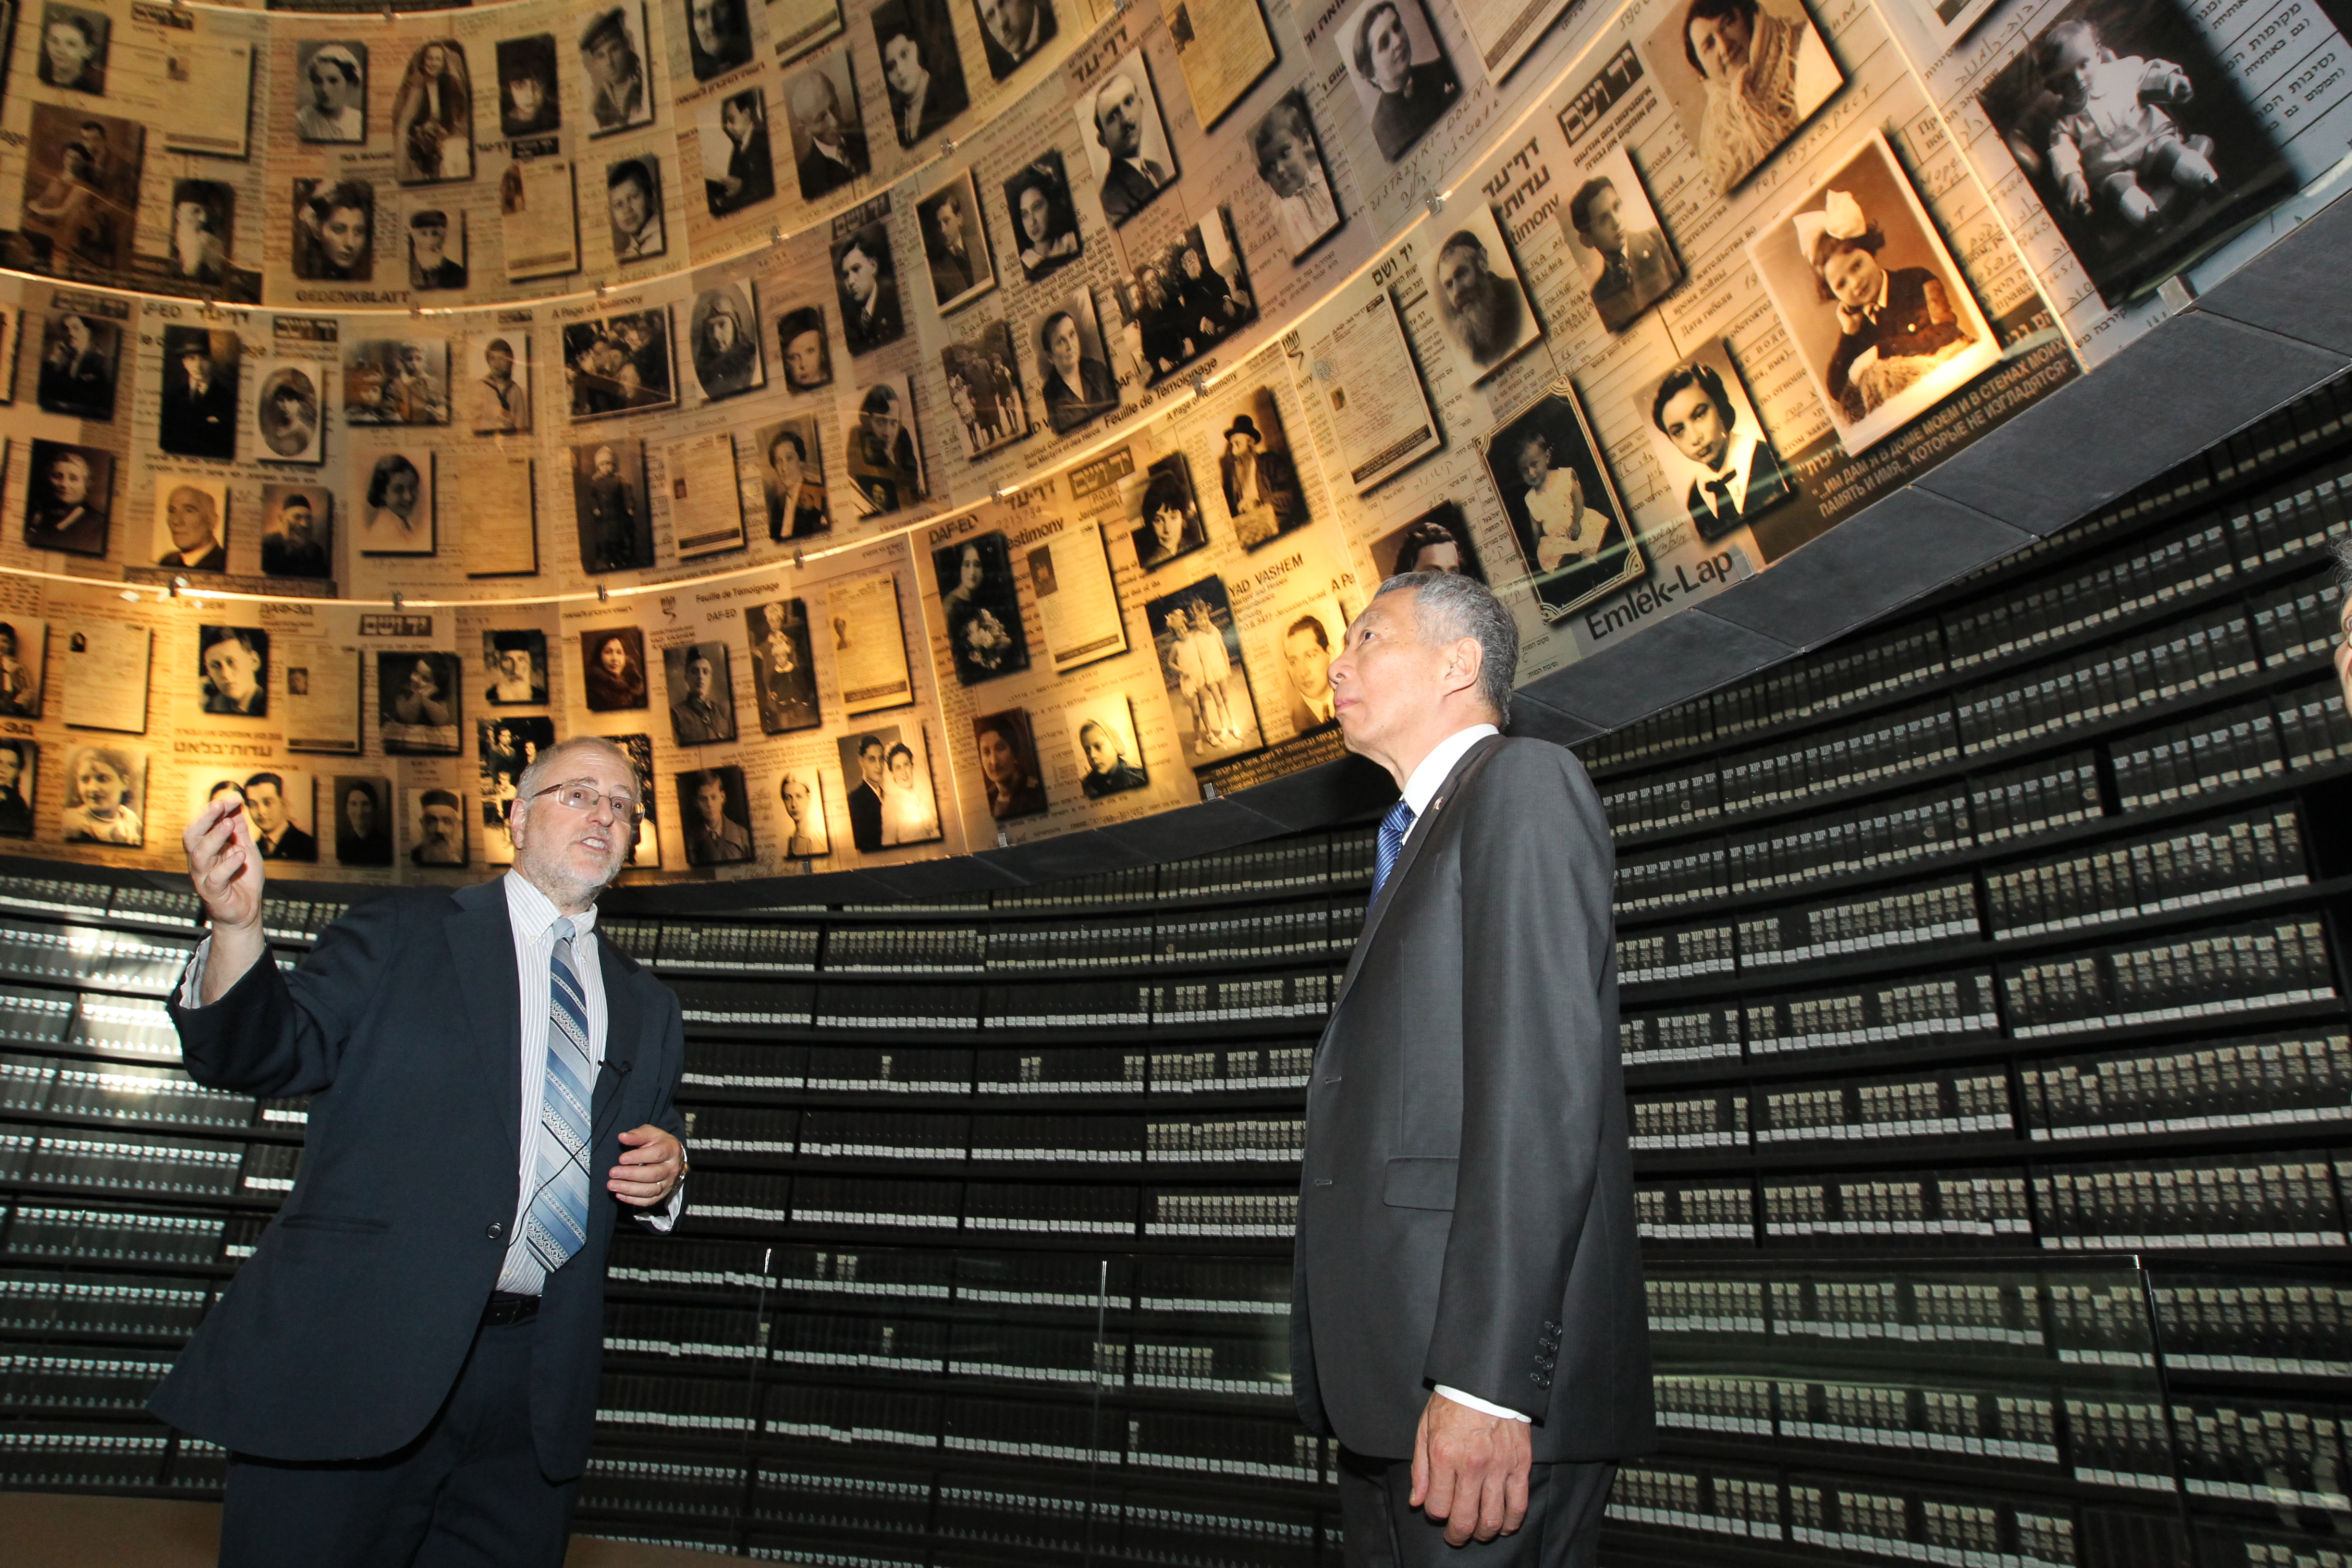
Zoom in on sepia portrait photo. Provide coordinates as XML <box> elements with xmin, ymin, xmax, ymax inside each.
<box><xmin>39</xmin><ymin>4</ymin><xmax>107</xmax><ymax>94</ymax></box>
<box><xmin>975</xmin><ymin>0</ymin><xmax>1054</xmax><ymax>78</ymax></box>
<box><xmin>378</xmin><ymin>652</ymin><xmax>463</xmax><ymax>756</ymax></box>
<box><xmin>563</xmin><ymin>307</ymin><xmax>676</xmax><ymax>417</ymax></box>
<box><xmin>406</xmin><ymin>203</ymin><xmax>467</xmax><ymax>292</ymax></box>
<box><xmin>292</xmin><ymin>177</ymin><xmax>375</xmax><ymax>282</ymax></box>
<box><xmin>482</xmin><ymin>629</ymin><xmax>550</xmax><ymax>705</ymax></box>
<box><xmin>689</xmin><ymin>284</ymin><xmax>764</xmax><ymax>402</ymax></box>
<box><xmin>1634</xmin><ymin>339</ymin><xmax>1794</xmax><ymax>545</ymax></box>
<box><xmin>0</xmin><ymin>742</ymin><xmax>35</xmax><ymax>838</ymax></box>
<box><xmin>1638</xmin><ymin>0</ymin><xmax>1843</xmax><ymax>196</ymax></box>
<box><xmin>943</xmin><ymin>322</ymin><xmax>1029</xmax><ymax>460</ymax></box>
<box><xmin>777</xmin><ymin>767</ymin><xmax>830</xmax><ymax>856</ymax></box>
<box><xmin>1119</xmin><ymin>209</ymin><xmax>1254</xmax><ymax>387</ymax></box>
<box><xmin>758</xmin><ymin>416</ymin><xmax>829</xmax><ymax>541</ymax></box>
<box><xmin>571</xmin><ymin>438</ymin><xmax>653</xmax><ymax>573</ymax></box>
<box><xmin>34</xmin><ymin>308</ymin><xmax>118</xmax><ymax>421</ymax></box>
<box><xmin>255</xmin><ymin>362</ymin><xmax>327</xmax><ymax>464</ymax></box>
<box><xmin>873</xmin><ymin>0</ymin><xmax>969</xmax><ymax>147</ymax></box>
<box><xmin>0</xmin><ymin>623</ymin><xmax>47</xmax><ymax>720</ymax></box>
<box><xmin>23</xmin><ymin>439</ymin><xmax>110</xmax><ymax>557</ymax></box>
<box><xmin>496</xmin><ymin>34</ymin><xmax>560</xmax><ymax>140</ymax></box>
<box><xmin>700</xmin><ymin>87</ymin><xmax>777</xmax><ymax>218</ymax></box>
<box><xmin>406</xmin><ymin>787</ymin><xmax>468</xmax><ymax>866</ymax></box>
<box><xmin>260</xmin><ymin>483</ymin><xmax>333</xmax><ymax>578</ymax></box>
<box><xmin>776</xmin><ymin>305</ymin><xmax>833</xmax><ymax>391</ymax></box>
<box><xmin>1067</xmin><ymin>697</ymin><xmax>1147</xmax><ymax>800</ymax></box>
<box><xmin>666</xmin><ymin>640</ymin><xmax>739</xmax><ymax>745</ymax></box>
<box><xmin>1426</xmin><ymin>206</ymin><xmax>1541</xmax><ymax>387</ymax></box>
<box><xmin>747</xmin><ymin>598</ymin><xmax>821</xmax><ymax>733</ymax></box>
<box><xmin>1479</xmin><ymin>380</ymin><xmax>1644</xmax><ymax>622</ymax></box>
<box><xmin>17</xmin><ymin>104</ymin><xmax>142</xmax><ymax>279</ymax></box>
<box><xmin>1077</xmin><ymin>49</ymin><xmax>1176</xmax><ymax>227</ymax></box>
<box><xmin>845</xmin><ymin>376</ymin><xmax>925</xmax><ymax>516</ymax></box>
<box><xmin>464</xmin><ymin>331</ymin><xmax>532</xmax><ymax>434</ymax></box>
<box><xmin>1144</xmin><ymin>575</ymin><xmax>1262</xmax><ymax>765</ymax></box>
<box><xmin>331</xmin><ymin>775</ymin><xmax>393</xmax><ymax>866</ymax></box>
<box><xmin>356</xmin><ymin>449</ymin><xmax>435</xmax><ymax>556</ymax></box>
<box><xmin>1217</xmin><ymin>389</ymin><xmax>1308</xmax><ymax>550</ymax></box>
<box><xmin>833</xmin><ymin>221</ymin><xmax>903</xmax><ymax>355</ymax></box>
<box><xmin>678</xmin><ymin>766</ymin><xmax>755</xmax><ymax>866</ymax></box>
<box><xmin>1035</xmin><ymin>290</ymin><xmax>1117</xmax><ymax>436</ymax></box>
<box><xmin>786</xmin><ymin>52</ymin><xmax>868</xmax><ymax>202</ymax></box>
<box><xmin>392</xmin><ymin>40</ymin><xmax>473</xmax><ymax>184</ymax></box>
<box><xmin>684</xmin><ymin>0</ymin><xmax>756</xmax><ymax>80</ymax></box>
<box><xmin>61</xmin><ymin>746</ymin><xmax>144</xmax><ymax>848</ymax></box>
<box><xmin>158</xmin><ymin>326</ymin><xmax>240</xmax><ymax>461</ymax></box>
<box><xmin>1335</xmin><ymin>0</ymin><xmax>1459</xmax><ymax>162</ymax></box>
<box><xmin>973</xmin><ymin>708</ymin><xmax>1047</xmax><ymax>820</ymax></box>
<box><xmin>156</xmin><ymin>479</ymin><xmax>231</xmax><ymax>574</ymax></box>
<box><xmin>919</xmin><ymin>170</ymin><xmax>994</xmax><ymax>313</ymax></box>
<box><xmin>581</xmin><ymin>625</ymin><xmax>650</xmax><ymax>711</ymax></box>
<box><xmin>345</xmin><ymin>340</ymin><xmax>450</xmax><ymax>428</ymax></box>
<box><xmin>1564</xmin><ymin>144</ymin><xmax>1681</xmax><ymax>334</ymax></box>
<box><xmin>1249</xmin><ymin>90</ymin><xmax>1341</xmax><ymax>262</ymax></box>
<box><xmin>1125</xmin><ymin>453</ymin><xmax>1207</xmax><ymax>574</ymax></box>
<box><xmin>581</xmin><ymin>5</ymin><xmax>656</xmax><ymax>135</ymax></box>
<box><xmin>1004</xmin><ymin>153</ymin><xmax>1082</xmax><ymax>282</ymax></box>
<box><xmin>1375</xmin><ymin>499</ymin><xmax>1483</xmax><ymax>582</ymax></box>
<box><xmin>933</xmin><ymin>529</ymin><xmax>1029</xmax><ymax>686</ymax></box>
<box><xmin>295</xmin><ymin>41</ymin><xmax>368</xmax><ymax>143</ymax></box>
<box><xmin>168</xmin><ymin>181</ymin><xmax>236</xmax><ymax>289</ymax></box>
<box><xmin>605</xmin><ymin>156</ymin><xmax>666</xmax><ymax>264</ymax></box>
<box><xmin>198</xmin><ymin>625</ymin><xmax>269</xmax><ymax>716</ymax></box>
<box><xmin>835</xmin><ymin>723</ymin><xmax>941</xmax><ymax>850</ymax></box>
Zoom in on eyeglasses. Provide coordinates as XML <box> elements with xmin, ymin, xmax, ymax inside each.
<box><xmin>531</xmin><ymin>780</ymin><xmax>642</xmax><ymax>829</ymax></box>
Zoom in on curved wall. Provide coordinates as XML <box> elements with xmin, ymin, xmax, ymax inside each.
<box><xmin>0</xmin><ymin>0</ymin><xmax>2343</xmax><ymax>891</ymax></box>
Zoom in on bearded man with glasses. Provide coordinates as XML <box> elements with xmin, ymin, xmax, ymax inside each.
<box><xmin>160</xmin><ymin>734</ymin><xmax>688</xmax><ymax>1567</ymax></box>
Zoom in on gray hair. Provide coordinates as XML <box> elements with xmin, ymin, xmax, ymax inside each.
<box><xmin>2333</xmin><ymin>535</ymin><xmax>2352</xmax><ymax>595</ymax></box>
<box><xmin>515</xmin><ymin>735</ymin><xmax>639</xmax><ymax>811</ymax></box>
<box><xmin>1372</xmin><ymin>570</ymin><xmax>1518</xmax><ymax>724</ymax></box>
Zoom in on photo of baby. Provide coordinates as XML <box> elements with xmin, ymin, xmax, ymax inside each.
<box><xmin>1478</xmin><ymin>380</ymin><xmax>1644</xmax><ymax>624</ymax></box>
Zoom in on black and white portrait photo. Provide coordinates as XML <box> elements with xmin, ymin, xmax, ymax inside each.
<box><xmin>1336</xmin><ymin>0</ymin><xmax>1459</xmax><ymax>162</ymax></box>
<box><xmin>836</xmin><ymin>724</ymin><xmax>942</xmax><ymax>849</ymax></box>
<box><xmin>1638</xmin><ymin>0</ymin><xmax>1842</xmax><ymax>196</ymax></box>
<box><xmin>746</xmin><ymin>598</ymin><xmax>821</xmax><ymax>733</ymax></box>
<box><xmin>1975</xmin><ymin>0</ymin><xmax>2297</xmax><ymax>307</ymax></box>
<box><xmin>406</xmin><ymin>204</ymin><xmax>467</xmax><ymax>291</ymax></box>
<box><xmin>833</xmin><ymin>222</ymin><xmax>904</xmax><ymax>355</ymax></box>
<box><xmin>407</xmin><ymin>789</ymin><xmax>468</xmax><ymax>866</ymax></box>
<box><xmin>605</xmin><ymin>156</ymin><xmax>666</xmax><ymax>263</ymax></box>
<box><xmin>465</xmin><ymin>331</ymin><xmax>532</xmax><ymax>434</ymax></box>
<box><xmin>159</xmin><ymin>326</ymin><xmax>240</xmax><ymax>461</ymax></box>
<box><xmin>777</xmin><ymin>768</ymin><xmax>830</xmax><ymax>857</ymax></box>
<box><xmin>1376</xmin><ymin>500</ymin><xmax>1484</xmax><ymax>582</ymax></box>
<box><xmin>1120</xmin><ymin>210</ymin><xmax>1254</xmax><ymax>387</ymax></box>
<box><xmin>562</xmin><ymin>307</ymin><xmax>676</xmax><ymax>416</ymax></box>
<box><xmin>845</xmin><ymin>377</ymin><xmax>925</xmax><ymax>515</ymax></box>
<box><xmin>942</xmin><ymin>323</ymin><xmax>1029</xmax><ymax>460</ymax></box>
<box><xmin>700</xmin><ymin>87</ymin><xmax>777</xmax><ymax>217</ymax></box>
<box><xmin>344</xmin><ymin>339</ymin><xmax>449</xmax><ymax>428</ymax></box>
<box><xmin>973</xmin><ymin>709</ymin><xmax>1047</xmax><ymax>820</ymax></box>
<box><xmin>482</xmin><ymin>629</ymin><xmax>550</xmax><ymax>706</ymax></box>
<box><xmin>39</xmin><ymin>4</ymin><xmax>107</xmax><ymax>94</ymax></box>
<box><xmin>379</xmin><ymin>652</ymin><xmax>463</xmax><ymax>756</ymax></box>
<box><xmin>873</xmin><ymin>0</ymin><xmax>969</xmax><ymax>148</ymax></box>
<box><xmin>689</xmin><ymin>284</ymin><xmax>764</xmax><ymax>402</ymax></box>
<box><xmin>581</xmin><ymin>626</ymin><xmax>650</xmax><ymax>712</ymax></box>
<box><xmin>0</xmin><ymin>625</ymin><xmax>45</xmax><ymax>723</ymax></box>
<box><xmin>332</xmin><ymin>776</ymin><xmax>393</xmax><ymax>867</ymax></box>
<box><xmin>580</xmin><ymin>5</ymin><xmax>656</xmax><ymax>135</ymax></box>
<box><xmin>392</xmin><ymin>40</ymin><xmax>473</xmax><ymax>184</ymax></box>
<box><xmin>198</xmin><ymin>625</ymin><xmax>269</xmax><ymax>716</ymax></box>
<box><xmin>1566</xmin><ymin>145</ymin><xmax>1681</xmax><ymax>333</ymax></box>
<box><xmin>665</xmin><ymin>640</ymin><xmax>739</xmax><ymax>746</ymax></box>
<box><xmin>571</xmin><ymin>439</ymin><xmax>653</xmax><ymax>573</ymax></box>
<box><xmin>1479</xmin><ymin>381</ymin><xmax>1645</xmax><ymax>622</ymax></box>
<box><xmin>933</xmin><ymin>530</ymin><xmax>1029</xmax><ymax>685</ymax></box>
<box><xmin>156</xmin><ymin>479</ymin><xmax>231</xmax><ymax>574</ymax></box>
<box><xmin>1249</xmin><ymin>91</ymin><xmax>1341</xmax><ymax>262</ymax></box>
<box><xmin>1003</xmin><ymin>154</ymin><xmax>1082</xmax><ymax>281</ymax></box>
<box><xmin>1124</xmin><ymin>452</ymin><xmax>1207</xmax><ymax>574</ymax></box>
<box><xmin>291</xmin><ymin>177</ymin><xmax>375</xmax><ymax>282</ymax></box>
<box><xmin>919</xmin><ymin>171</ymin><xmax>994</xmax><ymax>312</ymax></box>
<box><xmin>1746</xmin><ymin>131</ymin><xmax>1998</xmax><ymax>454</ymax></box>
<box><xmin>0</xmin><ymin>742</ymin><xmax>37</xmax><ymax>837</ymax></box>
<box><xmin>1279</xmin><ymin>596</ymin><xmax>1345</xmax><ymax>732</ymax></box>
<box><xmin>1068</xmin><ymin>699</ymin><xmax>1147</xmax><ymax>800</ymax></box>
<box><xmin>975</xmin><ymin>0</ymin><xmax>1054</xmax><ymax>78</ymax></box>
<box><xmin>22</xmin><ymin>440</ymin><xmax>110</xmax><ymax>557</ymax></box>
<box><xmin>496</xmin><ymin>34</ymin><xmax>560</xmax><ymax>140</ymax></box>
<box><xmin>255</xmin><ymin>364</ymin><xmax>325</xmax><ymax>464</ymax></box>
<box><xmin>1428</xmin><ymin>208</ymin><xmax>1541</xmax><ymax>386</ymax></box>
<box><xmin>678</xmin><ymin>766</ymin><xmax>755</xmax><ymax>866</ymax></box>
<box><xmin>776</xmin><ymin>305</ymin><xmax>833</xmax><ymax>391</ymax></box>
<box><xmin>35</xmin><ymin>309</ymin><xmax>118</xmax><ymax>420</ymax></box>
<box><xmin>295</xmin><ymin>41</ymin><xmax>368</xmax><ymax>143</ymax></box>
<box><xmin>17</xmin><ymin>104</ymin><xmax>141</xmax><ymax>279</ymax></box>
<box><xmin>169</xmin><ymin>181</ymin><xmax>235</xmax><ymax>288</ymax></box>
<box><xmin>1635</xmin><ymin>340</ymin><xmax>1794</xmax><ymax>545</ymax></box>
<box><xmin>61</xmin><ymin>747</ymin><xmax>144</xmax><ymax>848</ymax></box>
<box><xmin>1218</xmin><ymin>389</ymin><xmax>1308</xmax><ymax>550</ymax></box>
<box><xmin>759</xmin><ymin>416</ymin><xmax>830</xmax><ymax>540</ymax></box>
<box><xmin>356</xmin><ymin>450</ymin><xmax>435</xmax><ymax>556</ymax></box>
<box><xmin>1078</xmin><ymin>50</ymin><xmax>1176</xmax><ymax>226</ymax></box>
<box><xmin>261</xmin><ymin>483</ymin><xmax>333</xmax><ymax>578</ymax></box>
<box><xmin>786</xmin><ymin>54</ymin><xmax>869</xmax><ymax>202</ymax></box>
<box><xmin>1035</xmin><ymin>292</ymin><xmax>1118</xmax><ymax>435</ymax></box>
<box><xmin>684</xmin><ymin>0</ymin><xmax>755</xmax><ymax>80</ymax></box>
<box><xmin>1145</xmin><ymin>575</ymin><xmax>1261</xmax><ymax>763</ymax></box>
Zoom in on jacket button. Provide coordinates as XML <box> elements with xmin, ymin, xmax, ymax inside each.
<box><xmin>486</xmin><ymin>1221</ymin><xmax>505</xmax><ymax>1240</ymax></box>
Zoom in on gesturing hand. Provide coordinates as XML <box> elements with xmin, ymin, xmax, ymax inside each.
<box><xmin>184</xmin><ymin>794</ymin><xmax>263</xmax><ymax>933</ymax></box>
<box><xmin>1409</xmin><ymin>1390</ymin><xmax>1532</xmax><ymax>1546</ymax></box>
<box><xmin>608</xmin><ymin>1125</ymin><xmax>686</xmax><ymax>1208</ymax></box>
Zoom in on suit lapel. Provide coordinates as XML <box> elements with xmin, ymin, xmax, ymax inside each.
<box><xmin>1331</xmin><ymin>735</ymin><xmax>1505</xmax><ymax>1015</ymax></box>
<box><xmin>446</xmin><ymin>880</ymin><xmax>523</xmax><ymax>1161</ymax></box>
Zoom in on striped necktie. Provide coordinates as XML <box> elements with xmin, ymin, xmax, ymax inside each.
<box><xmin>1371</xmin><ymin>798</ymin><xmax>1416</xmax><ymax>900</ymax></box>
<box><xmin>520</xmin><ymin>917</ymin><xmax>594</xmax><ymax>1290</ymax></box>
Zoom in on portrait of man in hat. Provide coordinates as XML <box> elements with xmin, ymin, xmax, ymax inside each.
<box><xmin>1217</xmin><ymin>406</ymin><xmax>1305</xmax><ymax>550</ymax></box>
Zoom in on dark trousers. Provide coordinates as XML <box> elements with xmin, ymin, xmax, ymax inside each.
<box><xmin>218</xmin><ymin>1317</ymin><xmax>578</xmax><ymax>1568</ymax></box>
<box><xmin>1337</xmin><ymin>1446</ymin><xmax>1616</xmax><ymax>1568</ymax></box>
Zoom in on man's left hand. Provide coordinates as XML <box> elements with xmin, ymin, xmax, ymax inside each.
<box><xmin>608</xmin><ymin>1125</ymin><xmax>685</xmax><ymax>1207</ymax></box>
<box><xmin>1409</xmin><ymin>1389</ymin><xmax>1532</xmax><ymax>1545</ymax></box>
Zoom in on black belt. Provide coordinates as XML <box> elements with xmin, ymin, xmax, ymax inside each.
<box><xmin>482</xmin><ymin>1291</ymin><xmax>540</xmax><ymax>1326</ymax></box>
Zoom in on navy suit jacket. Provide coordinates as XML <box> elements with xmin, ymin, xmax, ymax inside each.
<box><xmin>149</xmin><ymin>881</ymin><xmax>687</xmax><ymax>1476</ymax></box>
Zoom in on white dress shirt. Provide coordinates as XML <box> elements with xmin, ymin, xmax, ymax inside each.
<box><xmin>180</xmin><ymin>871</ymin><xmax>680</xmax><ymax>1298</ymax></box>
<box><xmin>1388</xmin><ymin>722</ymin><xmax>1526</xmax><ymax>1424</ymax></box>
<box><xmin>1688</xmin><ymin>428</ymin><xmax>1763</xmax><ymax>521</ymax></box>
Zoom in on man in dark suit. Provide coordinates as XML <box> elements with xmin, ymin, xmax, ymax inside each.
<box><xmin>160</xmin><ymin>736</ymin><xmax>687</xmax><ymax>1566</ymax></box>
<box><xmin>836</xmin><ymin>230</ymin><xmax>902</xmax><ymax>354</ymax></box>
<box><xmin>160</xmin><ymin>335</ymin><xmax>238</xmax><ymax>460</ymax></box>
<box><xmin>1296</xmin><ymin>571</ymin><xmax>1651</xmax><ymax>1567</ymax></box>
<box><xmin>976</xmin><ymin>0</ymin><xmax>1054</xmax><ymax>77</ymax></box>
<box><xmin>1570</xmin><ymin>177</ymin><xmax>1677</xmax><ymax>333</ymax></box>
<box><xmin>847</xmin><ymin>734</ymin><xmax>887</xmax><ymax>850</ymax></box>
<box><xmin>706</xmin><ymin>91</ymin><xmax>774</xmax><ymax>216</ymax></box>
<box><xmin>790</xmin><ymin>68</ymin><xmax>867</xmax><ymax>201</ymax></box>
<box><xmin>1218</xmin><ymin>415</ymin><xmax>1303</xmax><ymax>532</ymax></box>
<box><xmin>1650</xmin><ymin>359</ymin><xmax>1791</xmax><ymax>545</ymax></box>
<box><xmin>242</xmin><ymin>772</ymin><xmax>317</xmax><ymax>863</ymax></box>
<box><xmin>1091</xmin><ymin>66</ymin><xmax>1169</xmax><ymax>225</ymax></box>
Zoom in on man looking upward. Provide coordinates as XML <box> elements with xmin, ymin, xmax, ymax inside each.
<box><xmin>1296</xmin><ymin>571</ymin><xmax>1651</xmax><ymax>1568</ymax></box>
<box><xmin>159</xmin><ymin>735</ymin><xmax>687</xmax><ymax>1564</ymax></box>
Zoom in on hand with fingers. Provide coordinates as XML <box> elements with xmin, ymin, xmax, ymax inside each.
<box><xmin>608</xmin><ymin>1124</ymin><xmax>686</xmax><ymax>1207</ymax></box>
<box><xmin>183</xmin><ymin>793</ymin><xmax>269</xmax><ymax>1004</ymax></box>
<box><xmin>1410</xmin><ymin>1389</ymin><xmax>1533</xmax><ymax>1546</ymax></box>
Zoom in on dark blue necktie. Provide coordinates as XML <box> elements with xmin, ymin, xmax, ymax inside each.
<box><xmin>1372</xmin><ymin>798</ymin><xmax>1416</xmax><ymax>899</ymax></box>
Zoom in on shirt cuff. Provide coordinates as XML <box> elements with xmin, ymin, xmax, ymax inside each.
<box><xmin>634</xmin><ymin>1173</ymin><xmax>684</xmax><ymax>1231</ymax></box>
<box><xmin>176</xmin><ymin>936</ymin><xmax>213</xmax><ymax>1009</ymax></box>
<box><xmin>1435</xmin><ymin>1385</ymin><xmax>1530</xmax><ymax>1423</ymax></box>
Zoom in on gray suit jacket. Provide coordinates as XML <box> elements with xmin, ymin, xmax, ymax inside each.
<box><xmin>1292</xmin><ymin>734</ymin><xmax>1653</xmax><ymax>1461</ymax></box>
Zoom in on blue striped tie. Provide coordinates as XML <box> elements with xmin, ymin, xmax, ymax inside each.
<box><xmin>521</xmin><ymin>917</ymin><xmax>594</xmax><ymax>1287</ymax></box>
<box><xmin>1371</xmin><ymin>798</ymin><xmax>1416</xmax><ymax>900</ymax></box>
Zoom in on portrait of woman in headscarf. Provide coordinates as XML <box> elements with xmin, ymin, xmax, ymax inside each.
<box><xmin>1676</xmin><ymin>0</ymin><xmax>1841</xmax><ymax>195</ymax></box>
